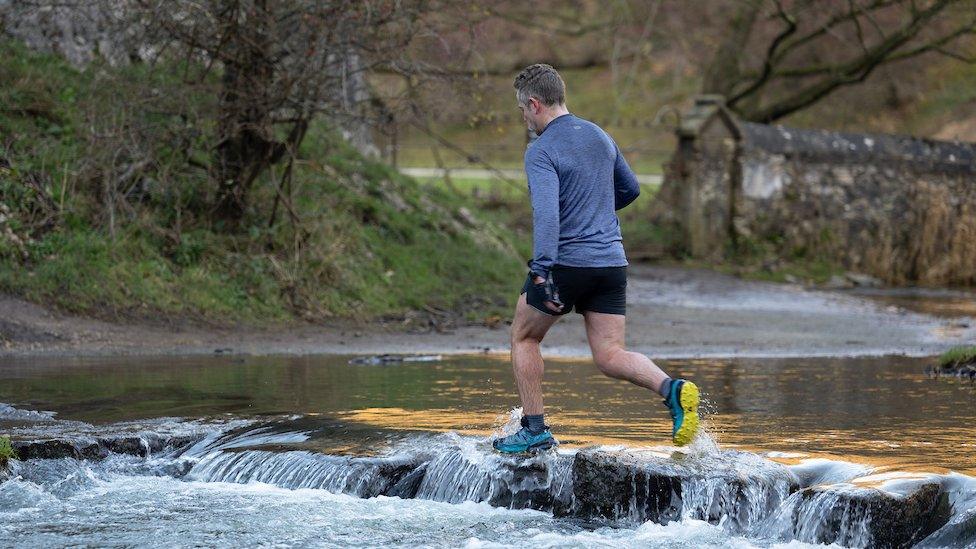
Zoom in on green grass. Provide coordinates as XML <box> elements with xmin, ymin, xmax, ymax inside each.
<box><xmin>902</xmin><ymin>57</ymin><xmax>976</xmax><ymax>137</ymax></box>
<box><xmin>939</xmin><ymin>346</ymin><xmax>976</xmax><ymax>369</ymax></box>
<box><xmin>672</xmin><ymin>228</ymin><xmax>848</xmax><ymax>286</ymax></box>
<box><xmin>0</xmin><ymin>134</ymin><xmax>527</xmax><ymax>323</ymax></box>
<box><xmin>0</xmin><ymin>40</ymin><xmax>526</xmax><ymax>325</ymax></box>
<box><xmin>386</xmin><ymin>63</ymin><xmax>682</xmax><ymax>174</ymax></box>
<box><xmin>414</xmin><ymin>176</ymin><xmax>527</xmax><ymax>200</ymax></box>
<box><xmin>393</xmin><ymin>136</ymin><xmax>670</xmax><ymax>175</ymax></box>
<box><xmin>0</xmin><ymin>435</ymin><xmax>16</xmax><ymax>467</ymax></box>
<box><xmin>713</xmin><ymin>255</ymin><xmax>846</xmax><ymax>285</ymax></box>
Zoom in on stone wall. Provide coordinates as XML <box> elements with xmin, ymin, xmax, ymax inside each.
<box><xmin>0</xmin><ymin>0</ymin><xmax>146</xmax><ymax>67</ymax></box>
<box><xmin>654</xmin><ymin>97</ymin><xmax>976</xmax><ymax>285</ymax></box>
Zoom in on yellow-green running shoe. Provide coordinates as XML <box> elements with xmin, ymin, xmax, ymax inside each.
<box><xmin>664</xmin><ymin>379</ymin><xmax>700</xmax><ymax>446</ymax></box>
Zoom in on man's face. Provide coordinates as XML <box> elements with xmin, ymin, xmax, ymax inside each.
<box><xmin>518</xmin><ymin>96</ymin><xmax>541</xmax><ymax>133</ymax></box>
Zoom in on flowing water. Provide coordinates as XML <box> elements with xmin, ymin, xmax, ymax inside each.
<box><xmin>1</xmin><ymin>354</ymin><xmax>975</xmax><ymax>548</ymax></box>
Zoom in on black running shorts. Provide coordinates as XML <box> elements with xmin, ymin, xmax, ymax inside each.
<box><xmin>521</xmin><ymin>265</ymin><xmax>627</xmax><ymax>316</ymax></box>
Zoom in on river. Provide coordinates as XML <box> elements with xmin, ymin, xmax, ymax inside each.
<box><xmin>1</xmin><ymin>354</ymin><xmax>974</xmax><ymax>547</ymax></box>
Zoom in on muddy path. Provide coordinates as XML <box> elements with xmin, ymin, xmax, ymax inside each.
<box><xmin>1</xmin><ymin>265</ymin><xmax>972</xmax><ymax>359</ymax></box>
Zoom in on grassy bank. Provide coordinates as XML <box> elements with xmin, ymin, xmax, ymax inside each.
<box><xmin>0</xmin><ymin>41</ymin><xmax>527</xmax><ymax>325</ymax></box>
<box><xmin>939</xmin><ymin>346</ymin><xmax>976</xmax><ymax>370</ymax></box>
<box><xmin>0</xmin><ymin>435</ymin><xmax>15</xmax><ymax>468</ymax></box>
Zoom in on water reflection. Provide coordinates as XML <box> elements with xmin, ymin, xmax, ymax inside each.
<box><xmin>849</xmin><ymin>286</ymin><xmax>976</xmax><ymax>318</ymax></box>
<box><xmin>0</xmin><ymin>353</ymin><xmax>973</xmax><ymax>474</ymax></box>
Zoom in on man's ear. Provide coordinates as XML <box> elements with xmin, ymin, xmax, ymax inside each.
<box><xmin>529</xmin><ymin>97</ymin><xmax>541</xmax><ymax>114</ymax></box>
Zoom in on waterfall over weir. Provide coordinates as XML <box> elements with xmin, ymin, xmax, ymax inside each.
<box><xmin>4</xmin><ymin>414</ymin><xmax>976</xmax><ymax>548</ymax></box>
<box><xmin>181</xmin><ymin>426</ymin><xmax>576</xmax><ymax>510</ymax></box>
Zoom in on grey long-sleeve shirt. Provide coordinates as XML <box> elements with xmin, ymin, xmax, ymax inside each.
<box><xmin>525</xmin><ymin>113</ymin><xmax>640</xmax><ymax>279</ymax></box>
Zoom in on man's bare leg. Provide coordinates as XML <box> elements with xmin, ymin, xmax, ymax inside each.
<box><xmin>582</xmin><ymin>311</ymin><xmax>668</xmax><ymax>392</ymax></box>
<box><xmin>510</xmin><ymin>293</ymin><xmax>561</xmax><ymax>415</ymax></box>
<box><xmin>583</xmin><ymin>310</ymin><xmax>700</xmax><ymax>445</ymax></box>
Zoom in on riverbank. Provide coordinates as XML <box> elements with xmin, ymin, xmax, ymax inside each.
<box><xmin>2</xmin><ymin>265</ymin><xmax>972</xmax><ymax>359</ymax></box>
<box><xmin>0</xmin><ymin>40</ymin><xmax>527</xmax><ymax>326</ymax></box>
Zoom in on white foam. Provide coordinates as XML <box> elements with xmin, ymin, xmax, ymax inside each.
<box><xmin>0</xmin><ymin>403</ymin><xmax>57</xmax><ymax>421</ymax></box>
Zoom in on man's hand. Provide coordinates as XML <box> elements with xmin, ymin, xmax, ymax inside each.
<box><xmin>533</xmin><ymin>275</ymin><xmax>564</xmax><ymax>313</ymax></box>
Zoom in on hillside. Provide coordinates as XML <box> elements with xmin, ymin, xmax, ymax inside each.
<box><xmin>0</xmin><ymin>41</ymin><xmax>527</xmax><ymax>326</ymax></box>
<box><xmin>392</xmin><ymin>48</ymin><xmax>976</xmax><ymax>174</ymax></box>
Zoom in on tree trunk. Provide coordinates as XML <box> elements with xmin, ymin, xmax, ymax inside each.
<box><xmin>701</xmin><ymin>1</ymin><xmax>761</xmax><ymax>98</ymax></box>
<box><xmin>212</xmin><ymin>0</ymin><xmax>275</xmax><ymax>225</ymax></box>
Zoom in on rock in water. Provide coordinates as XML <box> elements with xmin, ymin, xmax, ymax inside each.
<box><xmin>185</xmin><ymin>449</ymin><xmax>429</xmax><ymax>499</ymax></box>
<box><xmin>764</xmin><ymin>482</ymin><xmax>951</xmax><ymax>548</ymax></box>
<box><xmin>12</xmin><ymin>438</ymin><xmax>100</xmax><ymax>461</ymax></box>
<box><xmin>11</xmin><ymin>433</ymin><xmax>201</xmax><ymax>461</ymax></box>
<box><xmin>567</xmin><ymin>447</ymin><xmax>798</xmax><ymax>532</ymax></box>
<box><xmin>348</xmin><ymin>354</ymin><xmax>442</xmax><ymax>365</ymax></box>
<box><xmin>385</xmin><ymin>462</ymin><xmax>429</xmax><ymax>499</ymax></box>
<box><xmin>413</xmin><ymin>444</ymin><xmax>573</xmax><ymax>512</ymax></box>
<box><xmin>920</xmin><ymin>506</ymin><xmax>976</xmax><ymax>548</ymax></box>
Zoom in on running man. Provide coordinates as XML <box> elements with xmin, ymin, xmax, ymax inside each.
<box><xmin>492</xmin><ymin>64</ymin><xmax>700</xmax><ymax>454</ymax></box>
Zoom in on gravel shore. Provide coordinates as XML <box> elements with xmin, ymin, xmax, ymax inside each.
<box><xmin>1</xmin><ymin>265</ymin><xmax>972</xmax><ymax>359</ymax></box>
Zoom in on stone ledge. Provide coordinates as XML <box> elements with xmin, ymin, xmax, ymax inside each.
<box><xmin>2</xmin><ymin>431</ymin><xmax>958</xmax><ymax>548</ymax></box>
<box><xmin>565</xmin><ymin>447</ymin><xmax>799</xmax><ymax>532</ymax></box>
<box><xmin>768</xmin><ymin>482</ymin><xmax>952</xmax><ymax>548</ymax></box>
<box><xmin>10</xmin><ymin>433</ymin><xmax>201</xmax><ymax>461</ymax></box>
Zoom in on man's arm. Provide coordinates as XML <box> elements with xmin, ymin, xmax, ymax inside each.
<box><xmin>526</xmin><ymin>147</ymin><xmax>560</xmax><ymax>280</ymax></box>
<box><xmin>613</xmin><ymin>143</ymin><xmax>640</xmax><ymax>210</ymax></box>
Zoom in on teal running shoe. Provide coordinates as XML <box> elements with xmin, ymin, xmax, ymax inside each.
<box><xmin>664</xmin><ymin>379</ymin><xmax>700</xmax><ymax>446</ymax></box>
<box><xmin>492</xmin><ymin>418</ymin><xmax>558</xmax><ymax>454</ymax></box>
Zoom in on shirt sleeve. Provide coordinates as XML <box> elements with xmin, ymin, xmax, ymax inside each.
<box><xmin>613</xmin><ymin>142</ymin><xmax>640</xmax><ymax>211</ymax></box>
<box><xmin>525</xmin><ymin>147</ymin><xmax>560</xmax><ymax>279</ymax></box>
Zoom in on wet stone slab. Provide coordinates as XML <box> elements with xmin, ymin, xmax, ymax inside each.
<box><xmin>0</xmin><ymin>421</ymin><xmax>962</xmax><ymax>549</ymax></box>
<box><xmin>412</xmin><ymin>446</ymin><xmax>574</xmax><ymax>512</ymax></box>
<box><xmin>921</xmin><ymin>505</ymin><xmax>976</xmax><ymax>548</ymax></box>
<box><xmin>11</xmin><ymin>433</ymin><xmax>202</xmax><ymax>461</ymax></box>
<box><xmin>185</xmin><ymin>447</ymin><xmax>432</xmax><ymax>498</ymax></box>
<box><xmin>182</xmin><ymin>435</ymin><xmax>575</xmax><ymax>513</ymax></box>
<box><xmin>766</xmin><ymin>482</ymin><xmax>953</xmax><ymax>548</ymax></box>
<box><xmin>566</xmin><ymin>447</ymin><xmax>799</xmax><ymax>532</ymax></box>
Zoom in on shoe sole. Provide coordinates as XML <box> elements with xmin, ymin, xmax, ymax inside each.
<box><xmin>527</xmin><ymin>438</ymin><xmax>557</xmax><ymax>453</ymax></box>
<box><xmin>673</xmin><ymin>381</ymin><xmax>700</xmax><ymax>446</ymax></box>
<box><xmin>493</xmin><ymin>438</ymin><xmax>558</xmax><ymax>454</ymax></box>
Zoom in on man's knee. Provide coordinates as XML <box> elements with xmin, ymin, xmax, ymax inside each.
<box><xmin>593</xmin><ymin>346</ymin><xmax>625</xmax><ymax>376</ymax></box>
<box><xmin>512</xmin><ymin>328</ymin><xmax>543</xmax><ymax>349</ymax></box>
<box><xmin>511</xmin><ymin>303</ymin><xmax>554</xmax><ymax>347</ymax></box>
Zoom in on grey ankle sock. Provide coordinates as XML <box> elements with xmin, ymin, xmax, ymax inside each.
<box><xmin>658</xmin><ymin>377</ymin><xmax>673</xmax><ymax>399</ymax></box>
<box><xmin>523</xmin><ymin>414</ymin><xmax>546</xmax><ymax>434</ymax></box>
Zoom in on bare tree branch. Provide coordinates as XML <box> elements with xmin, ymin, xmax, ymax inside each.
<box><xmin>743</xmin><ymin>0</ymin><xmax>961</xmax><ymax>122</ymax></box>
<box><xmin>481</xmin><ymin>4</ymin><xmax>616</xmax><ymax>37</ymax></box>
<box><xmin>727</xmin><ymin>0</ymin><xmax>798</xmax><ymax>106</ymax></box>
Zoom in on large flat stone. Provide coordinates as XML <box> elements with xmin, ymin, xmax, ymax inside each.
<box><xmin>566</xmin><ymin>447</ymin><xmax>798</xmax><ymax>532</ymax></box>
<box><xmin>3</xmin><ymin>423</ymin><xmax>959</xmax><ymax>549</ymax></box>
<box><xmin>920</xmin><ymin>506</ymin><xmax>976</xmax><ymax>548</ymax></box>
<box><xmin>184</xmin><ymin>446</ymin><xmax>431</xmax><ymax>498</ymax></box>
<box><xmin>11</xmin><ymin>433</ymin><xmax>201</xmax><ymax>461</ymax></box>
<box><xmin>413</xmin><ymin>446</ymin><xmax>574</xmax><ymax>512</ymax></box>
<box><xmin>765</xmin><ymin>482</ymin><xmax>952</xmax><ymax>548</ymax></box>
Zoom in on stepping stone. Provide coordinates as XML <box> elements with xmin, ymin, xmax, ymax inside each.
<box><xmin>566</xmin><ymin>447</ymin><xmax>799</xmax><ymax>532</ymax></box>
<box><xmin>763</xmin><ymin>481</ymin><xmax>952</xmax><ymax>548</ymax></box>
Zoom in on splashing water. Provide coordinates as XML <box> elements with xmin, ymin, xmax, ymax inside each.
<box><xmin>2</xmin><ymin>413</ymin><xmax>975</xmax><ymax>548</ymax></box>
<box><xmin>492</xmin><ymin>406</ymin><xmax>526</xmax><ymax>439</ymax></box>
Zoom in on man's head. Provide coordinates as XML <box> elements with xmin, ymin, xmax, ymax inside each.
<box><xmin>513</xmin><ymin>64</ymin><xmax>567</xmax><ymax>134</ymax></box>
